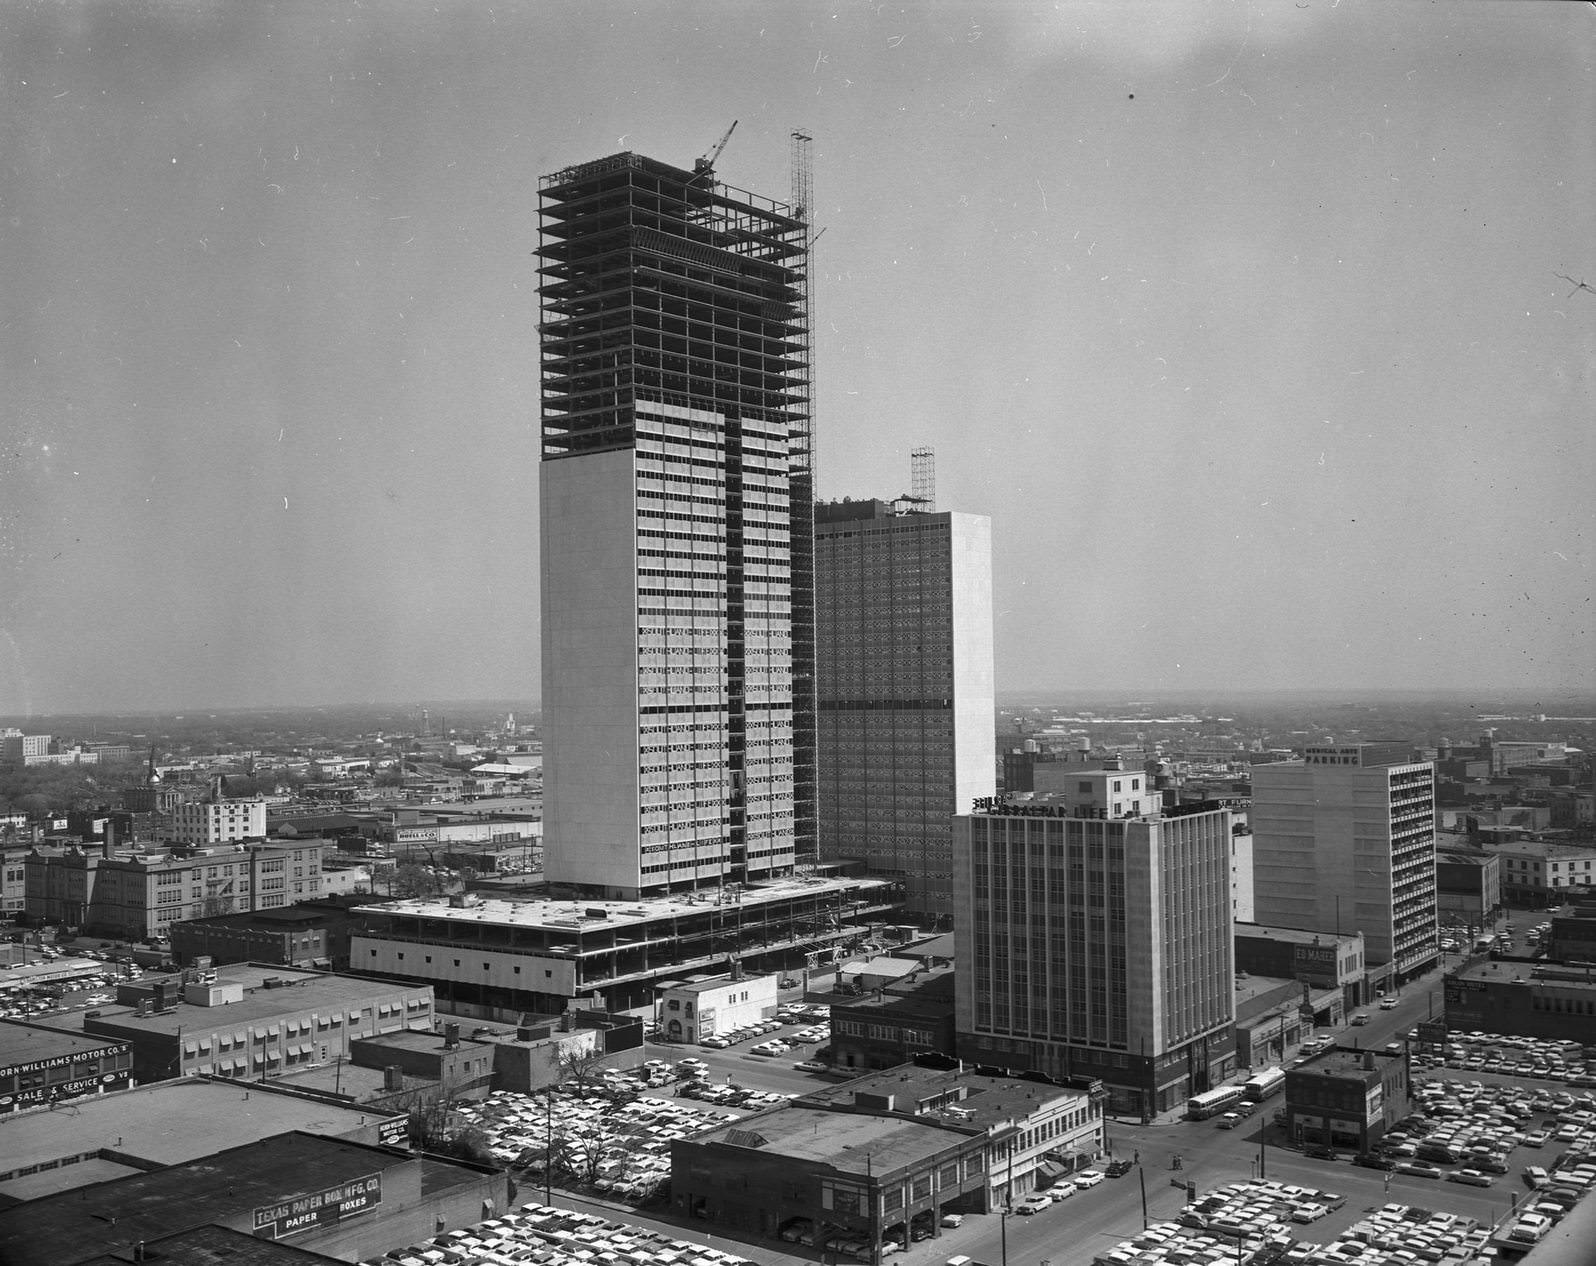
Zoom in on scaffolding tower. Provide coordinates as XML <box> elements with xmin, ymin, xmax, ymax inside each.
<box><xmin>911</xmin><ymin>446</ymin><xmax>936</xmax><ymax>513</ymax></box>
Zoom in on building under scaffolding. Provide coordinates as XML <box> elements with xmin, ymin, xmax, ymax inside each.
<box><xmin>537</xmin><ymin>149</ymin><xmax>814</xmax><ymax>899</ymax></box>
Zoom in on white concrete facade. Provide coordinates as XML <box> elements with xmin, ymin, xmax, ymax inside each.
<box><xmin>657</xmin><ymin>972</ymin><xmax>779</xmax><ymax>1044</ymax></box>
<box><xmin>540</xmin><ymin>402</ymin><xmax>795</xmax><ymax>898</ymax></box>
<box><xmin>1250</xmin><ymin>748</ymin><xmax>1437</xmax><ymax>978</ymax></box>
<box><xmin>170</xmin><ymin>799</ymin><xmax>266</xmax><ymax>846</ymax></box>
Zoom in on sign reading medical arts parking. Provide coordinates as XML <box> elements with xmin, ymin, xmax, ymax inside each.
<box><xmin>253</xmin><ymin>1172</ymin><xmax>382</xmax><ymax>1239</ymax></box>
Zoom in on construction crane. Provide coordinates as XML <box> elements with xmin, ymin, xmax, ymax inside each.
<box><xmin>694</xmin><ymin>120</ymin><xmax>738</xmax><ymax>175</ymax></box>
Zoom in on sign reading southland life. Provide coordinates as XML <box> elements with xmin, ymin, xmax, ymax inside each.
<box><xmin>253</xmin><ymin>1173</ymin><xmax>382</xmax><ymax>1239</ymax></box>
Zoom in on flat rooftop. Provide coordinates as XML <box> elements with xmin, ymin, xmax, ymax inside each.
<box><xmin>0</xmin><ymin>956</ymin><xmax>107</xmax><ymax>989</ymax></box>
<box><xmin>354</xmin><ymin>873</ymin><xmax>891</xmax><ymax>932</ymax></box>
<box><xmin>354</xmin><ymin>1027</ymin><xmax>492</xmax><ymax>1055</ymax></box>
<box><xmin>0</xmin><ymin>1132</ymin><xmax>477</xmax><ymax>1266</ymax></box>
<box><xmin>836</xmin><ymin>955</ymin><xmax>922</xmax><ymax>980</ymax></box>
<box><xmin>836</xmin><ymin>969</ymin><xmax>956</xmax><ymax>1015</ymax></box>
<box><xmin>0</xmin><ymin>1157</ymin><xmax>145</xmax><ymax>1204</ymax></box>
<box><xmin>797</xmin><ymin>1064</ymin><xmax>1089</xmax><ymax>1132</ymax></box>
<box><xmin>1235</xmin><ymin>924</ymin><xmax>1361</xmax><ymax>948</ymax></box>
<box><xmin>1294</xmin><ymin>1047</ymin><xmax>1400</xmax><ymax>1079</ymax></box>
<box><xmin>70</xmin><ymin>1223</ymin><xmax>348</xmax><ymax>1266</ymax></box>
<box><xmin>0</xmin><ymin>1076</ymin><xmax>387</xmax><ymax>1176</ymax></box>
<box><xmin>84</xmin><ymin>965</ymin><xmax>430</xmax><ymax>1038</ymax></box>
<box><xmin>666</xmin><ymin>973</ymin><xmax>774</xmax><ymax>995</ymax></box>
<box><xmin>1456</xmin><ymin>960</ymin><xmax>1596</xmax><ymax>990</ymax></box>
<box><xmin>1488</xmin><ymin>838</ymin><xmax>1596</xmax><ymax>860</ymax></box>
<box><xmin>0</xmin><ymin>1018</ymin><xmax>128</xmax><ymax>1069</ymax></box>
<box><xmin>691</xmin><ymin>1105</ymin><xmax>965</xmax><ymax>1173</ymax></box>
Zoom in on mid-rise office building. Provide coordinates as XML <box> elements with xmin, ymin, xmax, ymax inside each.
<box><xmin>953</xmin><ymin>775</ymin><xmax>1235</xmax><ymax>1116</ymax></box>
<box><xmin>537</xmin><ymin>147</ymin><xmax>813</xmax><ymax>899</ymax></box>
<box><xmin>171</xmin><ymin>795</ymin><xmax>267</xmax><ymax>846</ymax></box>
<box><xmin>815</xmin><ymin>498</ymin><xmax>994</xmax><ymax>916</ymax></box>
<box><xmin>24</xmin><ymin>840</ymin><xmax>324</xmax><ymax>938</ymax></box>
<box><xmin>1250</xmin><ymin>743</ymin><xmax>1438</xmax><ymax>983</ymax></box>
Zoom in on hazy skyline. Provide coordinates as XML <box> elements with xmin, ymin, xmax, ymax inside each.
<box><xmin>3</xmin><ymin>1</ymin><xmax>1592</xmax><ymax>715</ymax></box>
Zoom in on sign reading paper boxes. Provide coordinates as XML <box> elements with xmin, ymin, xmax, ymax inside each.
<box><xmin>253</xmin><ymin>1172</ymin><xmax>382</xmax><ymax>1239</ymax></box>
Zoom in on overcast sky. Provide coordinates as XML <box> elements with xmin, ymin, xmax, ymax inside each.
<box><xmin>2</xmin><ymin>0</ymin><xmax>1592</xmax><ymax>715</ymax></box>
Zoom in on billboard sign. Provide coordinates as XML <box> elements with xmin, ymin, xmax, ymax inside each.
<box><xmin>253</xmin><ymin>1173</ymin><xmax>383</xmax><ymax>1239</ymax></box>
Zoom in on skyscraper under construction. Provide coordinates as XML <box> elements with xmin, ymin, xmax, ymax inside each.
<box><xmin>537</xmin><ymin>145</ymin><xmax>814</xmax><ymax>899</ymax></box>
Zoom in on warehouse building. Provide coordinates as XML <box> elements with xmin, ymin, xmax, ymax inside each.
<box><xmin>0</xmin><ymin>1020</ymin><xmax>133</xmax><ymax>1117</ymax></box>
<box><xmin>81</xmin><ymin>963</ymin><xmax>434</xmax><ymax>1083</ymax></box>
<box><xmin>0</xmin><ymin>1131</ymin><xmax>506</xmax><ymax>1265</ymax></box>
<box><xmin>0</xmin><ymin>1075</ymin><xmax>405</xmax><ymax>1202</ymax></box>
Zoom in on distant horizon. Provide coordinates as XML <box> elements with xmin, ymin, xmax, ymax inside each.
<box><xmin>6</xmin><ymin>684</ymin><xmax>1596</xmax><ymax>729</ymax></box>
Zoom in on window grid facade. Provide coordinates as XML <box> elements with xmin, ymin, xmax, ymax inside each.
<box><xmin>538</xmin><ymin>151</ymin><xmax>811</xmax><ymax>898</ymax></box>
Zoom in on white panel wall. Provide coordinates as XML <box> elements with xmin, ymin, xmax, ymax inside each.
<box><xmin>540</xmin><ymin>451</ymin><xmax>643</xmax><ymax>893</ymax></box>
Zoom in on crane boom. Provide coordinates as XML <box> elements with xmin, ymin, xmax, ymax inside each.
<box><xmin>695</xmin><ymin>120</ymin><xmax>738</xmax><ymax>174</ymax></box>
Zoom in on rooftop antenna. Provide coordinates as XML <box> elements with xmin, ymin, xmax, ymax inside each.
<box><xmin>911</xmin><ymin>447</ymin><xmax>936</xmax><ymax>512</ymax></box>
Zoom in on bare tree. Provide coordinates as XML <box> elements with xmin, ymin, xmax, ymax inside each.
<box><xmin>550</xmin><ymin>1126</ymin><xmax>609</xmax><ymax>1187</ymax></box>
<box><xmin>556</xmin><ymin>1043</ymin><xmax>613</xmax><ymax>1096</ymax></box>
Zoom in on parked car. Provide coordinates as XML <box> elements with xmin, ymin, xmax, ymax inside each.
<box><xmin>1105</xmin><ymin>1159</ymin><xmax>1135</xmax><ymax>1177</ymax></box>
<box><xmin>1074</xmin><ymin>1170</ymin><xmax>1105</xmax><ymax>1188</ymax></box>
<box><xmin>1508</xmin><ymin>1213</ymin><xmax>1553</xmax><ymax>1243</ymax></box>
<box><xmin>1014</xmin><ymin>1195</ymin><xmax>1052</xmax><ymax>1216</ymax></box>
<box><xmin>1045</xmin><ymin>1181</ymin><xmax>1076</xmax><ymax>1202</ymax></box>
<box><xmin>939</xmin><ymin>1214</ymin><xmax>964</xmax><ymax>1229</ymax></box>
<box><xmin>1354</xmin><ymin>1153</ymin><xmax>1395</xmax><ymax>1170</ymax></box>
<box><xmin>1380</xmin><ymin>996</ymin><xmax>1400</xmax><ymax>1010</ymax></box>
<box><xmin>1394</xmin><ymin>1161</ymin><xmax>1443</xmax><ymax>1179</ymax></box>
<box><xmin>1524</xmin><ymin>1166</ymin><xmax>1550</xmax><ymax>1189</ymax></box>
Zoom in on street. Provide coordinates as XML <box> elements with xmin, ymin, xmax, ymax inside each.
<box><xmin>626</xmin><ymin>948</ymin><xmax>1542</xmax><ymax>1266</ymax></box>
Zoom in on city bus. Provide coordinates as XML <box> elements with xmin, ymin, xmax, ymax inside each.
<box><xmin>1186</xmin><ymin>1085</ymin><xmax>1246</xmax><ymax>1120</ymax></box>
<box><xmin>1243</xmin><ymin>1067</ymin><xmax>1287</xmax><ymax>1102</ymax></box>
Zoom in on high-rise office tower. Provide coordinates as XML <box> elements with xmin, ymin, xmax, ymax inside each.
<box><xmin>953</xmin><ymin>774</ymin><xmax>1236</xmax><ymax>1116</ymax></box>
<box><xmin>537</xmin><ymin>148</ymin><xmax>813</xmax><ymax>899</ymax></box>
<box><xmin>1250</xmin><ymin>742</ymin><xmax>1437</xmax><ymax>984</ymax></box>
<box><xmin>814</xmin><ymin>497</ymin><xmax>994</xmax><ymax>916</ymax></box>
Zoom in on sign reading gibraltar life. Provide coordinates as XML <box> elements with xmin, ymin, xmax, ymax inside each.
<box><xmin>253</xmin><ymin>1173</ymin><xmax>382</xmax><ymax>1239</ymax></box>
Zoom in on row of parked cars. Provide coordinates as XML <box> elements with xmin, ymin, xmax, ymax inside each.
<box><xmin>1428</xmin><ymin>1030</ymin><xmax>1596</xmax><ymax>1085</ymax></box>
<box><xmin>699</xmin><ymin>1003</ymin><xmax>831</xmax><ymax>1051</ymax></box>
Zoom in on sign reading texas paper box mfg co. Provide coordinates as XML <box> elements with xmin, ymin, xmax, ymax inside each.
<box><xmin>253</xmin><ymin>1173</ymin><xmax>382</xmax><ymax>1239</ymax></box>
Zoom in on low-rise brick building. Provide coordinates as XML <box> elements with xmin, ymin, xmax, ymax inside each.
<box><xmin>1282</xmin><ymin>1045</ymin><xmax>1411</xmax><ymax>1154</ymax></box>
<box><xmin>672</xmin><ymin>1062</ymin><xmax>1104</xmax><ymax>1258</ymax></box>
<box><xmin>82</xmin><ymin>962</ymin><xmax>434</xmax><ymax>1083</ymax></box>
